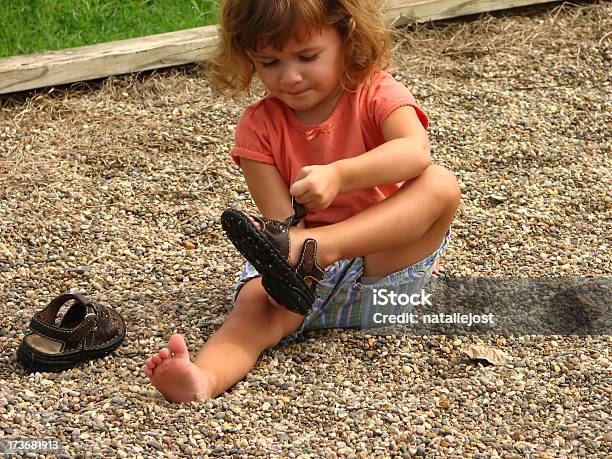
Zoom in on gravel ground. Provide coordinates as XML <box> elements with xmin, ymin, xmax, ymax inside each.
<box><xmin>0</xmin><ymin>2</ymin><xmax>610</xmax><ymax>458</ymax></box>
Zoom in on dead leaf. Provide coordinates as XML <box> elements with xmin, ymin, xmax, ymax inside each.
<box><xmin>462</xmin><ymin>344</ymin><xmax>512</xmax><ymax>366</ymax></box>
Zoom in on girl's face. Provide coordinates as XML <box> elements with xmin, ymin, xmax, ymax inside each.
<box><xmin>250</xmin><ymin>26</ymin><xmax>344</xmax><ymax>124</ymax></box>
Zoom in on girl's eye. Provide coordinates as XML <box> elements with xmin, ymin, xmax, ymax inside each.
<box><xmin>300</xmin><ymin>54</ymin><xmax>319</xmax><ymax>62</ymax></box>
<box><xmin>261</xmin><ymin>60</ymin><xmax>278</xmax><ymax>67</ymax></box>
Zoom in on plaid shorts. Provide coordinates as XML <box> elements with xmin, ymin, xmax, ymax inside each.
<box><xmin>232</xmin><ymin>230</ymin><xmax>451</xmax><ymax>343</ymax></box>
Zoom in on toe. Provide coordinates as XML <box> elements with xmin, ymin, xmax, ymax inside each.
<box><xmin>152</xmin><ymin>355</ymin><xmax>162</xmax><ymax>365</ymax></box>
<box><xmin>158</xmin><ymin>348</ymin><xmax>171</xmax><ymax>359</ymax></box>
<box><xmin>168</xmin><ymin>334</ymin><xmax>189</xmax><ymax>356</ymax></box>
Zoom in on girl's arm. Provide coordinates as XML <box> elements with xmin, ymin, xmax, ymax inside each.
<box><xmin>334</xmin><ymin>105</ymin><xmax>431</xmax><ymax>192</ymax></box>
<box><xmin>290</xmin><ymin>106</ymin><xmax>432</xmax><ymax>211</ymax></box>
<box><xmin>240</xmin><ymin>158</ymin><xmax>295</xmax><ymax>221</ymax></box>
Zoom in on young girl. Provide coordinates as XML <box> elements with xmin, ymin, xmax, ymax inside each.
<box><xmin>145</xmin><ymin>0</ymin><xmax>460</xmax><ymax>403</ymax></box>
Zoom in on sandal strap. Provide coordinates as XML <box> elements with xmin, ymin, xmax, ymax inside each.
<box><xmin>29</xmin><ymin>293</ymin><xmax>98</xmax><ymax>344</ymax></box>
<box><xmin>250</xmin><ymin>215</ymin><xmax>291</xmax><ymax>262</ymax></box>
<box><xmin>291</xmin><ymin>198</ymin><xmax>307</xmax><ymax>224</ymax></box>
<box><xmin>295</xmin><ymin>238</ymin><xmax>325</xmax><ymax>283</ymax></box>
<box><xmin>30</xmin><ymin>314</ymin><xmax>97</xmax><ymax>344</ymax></box>
<box><xmin>37</xmin><ymin>293</ymin><xmax>89</xmax><ymax>323</ymax></box>
<box><xmin>250</xmin><ymin>200</ymin><xmax>308</xmax><ymax>262</ymax></box>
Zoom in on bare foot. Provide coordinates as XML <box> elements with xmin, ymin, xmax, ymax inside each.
<box><xmin>145</xmin><ymin>334</ymin><xmax>213</xmax><ymax>403</ymax></box>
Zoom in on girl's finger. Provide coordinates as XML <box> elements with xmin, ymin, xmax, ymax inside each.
<box><xmin>302</xmin><ymin>197</ymin><xmax>322</xmax><ymax>211</ymax></box>
<box><xmin>289</xmin><ymin>179</ymin><xmax>308</xmax><ymax>197</ymax></box>
<box><xmin>293</xmin><ymin>189</ymin><xmax>313</xmax><ymax>203</ymax></box>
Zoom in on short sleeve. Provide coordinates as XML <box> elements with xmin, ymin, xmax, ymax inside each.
<box><xmin>231</xmin><ymin>105</ymin><xmax>275</xmax><ymax>167</ymax></box>
<box><xmin>367</xmin><ymin>72</ymin><xmax>429</xmax><ymax>132</ymax></box>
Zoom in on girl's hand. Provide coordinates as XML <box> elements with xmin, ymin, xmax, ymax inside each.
<box><xmin>290</xmin><ymin>164</ymin><xmax>341</xmax><ymax>212</ymax></box>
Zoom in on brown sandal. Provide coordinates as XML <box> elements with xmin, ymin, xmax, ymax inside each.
<box><xmin>221</xmin><ymin>200</ymin><xmax>325</xmax><ymax>315</ymax></box>
<box><xmin>17</xmin><ymin>293</ymin><xmax>126</xmax><ymax>372</ymax></box>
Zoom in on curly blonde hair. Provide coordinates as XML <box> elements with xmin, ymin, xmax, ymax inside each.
<box><xmin>208</xmin><ymin>0</ymin><xmax>390</xmax><ymax>95</ymax></box>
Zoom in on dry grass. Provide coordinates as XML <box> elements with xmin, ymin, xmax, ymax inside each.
<box><xmin>389</xmin><ymin>1</ymin><xmax>611</xmax><ymax>77</ymax></box>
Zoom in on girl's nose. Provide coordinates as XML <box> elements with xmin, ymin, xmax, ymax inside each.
<box><xmin>280</xmin><ymin>66</ymin><xmax>303</xmax><ymax>87</ymax></box>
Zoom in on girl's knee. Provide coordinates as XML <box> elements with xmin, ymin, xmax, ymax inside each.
<box><xmin>234</xmin><ymin>277</ymin><xmax>267</xmax><ymax>308</ymax></box>
<box><xmin>424</xmin><ymin>165</ymin><xmax>461</xmax><ymax>209</ymax></box>
<box><xmin>230</xmin><ymin>279</ymin><xmax>303</xmax><ymax>344</ymax></box>
<box><xmin>232</xmin><ymin>279</ymin><xmax>274</xmax><ymax>322</ymax></box>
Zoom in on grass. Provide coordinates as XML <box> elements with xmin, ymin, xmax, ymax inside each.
<box><xmin>0</xmin><ymin>0</ymin><xmax>219</xmax><ymax>58</ymax></box>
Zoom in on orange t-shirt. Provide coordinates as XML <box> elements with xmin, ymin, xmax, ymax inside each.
<box><xmin>231</xmin><ymin>70</ymin><xmax>429</xmax><ymax>228</ymax></box>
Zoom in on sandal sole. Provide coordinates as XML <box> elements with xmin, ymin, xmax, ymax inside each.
<box><xmin>221</xmin><ymin>209</ymin><xmax>314</xmax><ymax>315</ymax></box>
<box><xmin>16</xmin><ymin>315</ymin><xmax>126</xmax><ymax>373</ymax></box>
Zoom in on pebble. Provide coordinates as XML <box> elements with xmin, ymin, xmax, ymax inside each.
<box><xmin>147</xmin><ymin>439</ymin><xmax>163</xmax><ymax>450</ymax></box>
<box><xmin>0</xmin><ymin>4</ymin><xmax>609</xmax><ymax>458</ymax></box>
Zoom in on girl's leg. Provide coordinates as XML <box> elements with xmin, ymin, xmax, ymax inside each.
<box><xmin>145</xmin><ymin>278</ymin><xmax>305</xmax><ymax>402</ymax></box>
<box><xmin>291</xmin><ymin>164</ymin><xmax>461</xmax><ymax>277</ymax></box>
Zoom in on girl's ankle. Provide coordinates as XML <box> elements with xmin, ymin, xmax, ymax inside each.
<box><xmin>193</xmin><ymin>363</ymin><xmax>219</xmax><ymax>399</ymax></box>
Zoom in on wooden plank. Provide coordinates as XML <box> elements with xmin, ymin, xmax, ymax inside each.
<box><xmin>384</xmin><ymin>0</ymin><xmax>559</xmax><ymax>25</ymax></box>
<box><xmin>0</xmin><ymin>0</ymin><xmax>557</xmax><ymax>95</ymax></box>
<box><xmin>0</xmin><ymin>26</ymin><xmax>219</xmax><ymax>94</ymax></box>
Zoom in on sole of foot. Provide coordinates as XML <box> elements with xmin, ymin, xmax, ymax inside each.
<box><xmin>145</xmin><ymin>334</ymin><xmax>212</xmax><ymax>403</ymax></box>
